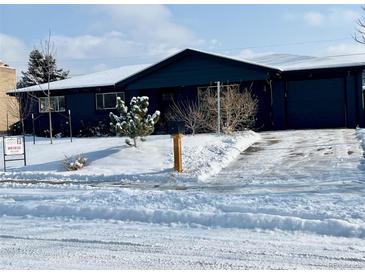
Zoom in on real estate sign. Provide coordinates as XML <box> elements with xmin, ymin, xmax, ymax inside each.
<box><xmin>2</xmin><ymin>136</ymin><xmax>26</xmax><ymax>171</ymax></box>
<box><xmin>4</xmin><ymin>136</ymin><xmax>24</xmax><ymax>155</ymax></box>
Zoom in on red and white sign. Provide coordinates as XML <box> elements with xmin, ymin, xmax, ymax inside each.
<box><xmin>4</xmin><ymin>136</ymin><xmax>24</xmax><ymax>155</ymax></box>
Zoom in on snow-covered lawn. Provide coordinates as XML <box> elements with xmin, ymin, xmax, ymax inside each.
<box><xmin>0</xmin><ymin>131</ymin><xmax>260</xmax><ymax>184</ymax></box>
<box><xmin>1</xmin><ymin>128</ymin><xmax>365</xmax><ymax>269</ymax></box>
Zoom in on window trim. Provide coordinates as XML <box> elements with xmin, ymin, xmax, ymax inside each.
<box><xmin>197</xmin><ymin>84</ymin><xmax>239</xmax><ymax>105</ymax></box>
<box><xmin>95</xmin><ymin>92</ymin><xmax>125</xmax><ymax>110</ymax></box>
<box><xmin>38</xmin><ymin>96</ymin><xmax>66</xmax><ymax>113</ymax></box>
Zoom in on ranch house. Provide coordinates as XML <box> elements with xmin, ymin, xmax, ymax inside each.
<box><xmin>8</xmin><ymin>48</ymin><xmax>365</xmax><ymax>136</ymax></box>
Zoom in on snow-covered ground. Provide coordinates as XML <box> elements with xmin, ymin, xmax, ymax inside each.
<box><xmin>1</xmin><ymin>129</ymin><xmax>365</xmax><ymax>269</ymax></box>
<box><xmin>0</xmin><ymin>131</ymin><xmax>259</xmax><ymax>184</ymax></box>
<box><xmin>2</xmin><ymin>216</ymin><xmax>365</xmax><ymax>269</ymax></box>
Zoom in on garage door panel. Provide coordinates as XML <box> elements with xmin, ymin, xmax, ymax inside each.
<box><xmin>287</xmin><ymin>78</ymin><xmax>345</xmax><ymax>129</ymax></box>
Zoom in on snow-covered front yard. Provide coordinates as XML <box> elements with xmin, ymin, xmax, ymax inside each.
<box><xmin>0</xmin><ymin>131</ymin><xmax>260</xmax><ymax>184</ymax></box>
<box><xmin>1</xmin><ymin>129</ymin><xmax>365</xmax><ymax>269</ymax></box>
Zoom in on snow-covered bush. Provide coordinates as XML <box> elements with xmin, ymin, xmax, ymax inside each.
<box><xmin>63</xmin><ymin>154</ymin><xmax>88</xmax><ymax>171</ymax></box>
<box><xmin>109</xmin><ymin>96</ymin><xmax>160</xmax><ymax>147</ymax></box>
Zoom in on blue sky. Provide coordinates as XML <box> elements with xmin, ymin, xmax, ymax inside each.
<box><xmin>0</xmin><ymin>4</ymin><xmax>364</xmax><ymax>78</ymax></box>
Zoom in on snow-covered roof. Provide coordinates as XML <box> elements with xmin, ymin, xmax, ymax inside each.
<box><xmin>0</xmin><ymin>60</ymin><xmax>13</xmax><ymax>69</ymax></box>
<box><xmin>10</xmin><ymin>49</ymin><xmax>365</xmax><ymax>94</ymax></box>
<box><xmin>186</xmin><ymin>48</ymin><xmax>365</xmax><ymax>71</ymax></box>
<box><xmin>188</xmin><ymin>48</ymin><xmax>365</xmax><ymax>71</ymax></box>
<box><xmin>13</xmin><ymin>63</ymin><xmax>150</xmax><ymax>93</ymax></box>
<box><xmin>185</xmin><ymin>48</ymin><xmax>280</xmax><ymax>70</ymax></box>
<box><xmin>246</xmin><ymin>53</ymin><xmax>365</xmax><ymax>71</ymax></box>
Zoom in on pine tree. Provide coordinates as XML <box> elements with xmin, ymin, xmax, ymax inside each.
<box><xmin>110</xmin><ymin>96</ymin><xmax>160</xmax><ymax>147</ymax></box>
<box><xmin>17</xmin><ymin>50</ymin><xmax>44</xmax><ymax>88</ymax></box>
<box><xmin>17</xmin><ymin>49</ymin><xmax>69</xmax><ymax>88</ymax></box>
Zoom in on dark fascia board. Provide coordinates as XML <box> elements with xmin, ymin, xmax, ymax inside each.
<box><xmin>281</xmin><ymin>65</ymin><xmax>365</xmax><ymax>77</ymax></box>
<box><xmin>116</xmin><ymin>48</ymin><xmax>280</xmax><ymax>88</ymax></box>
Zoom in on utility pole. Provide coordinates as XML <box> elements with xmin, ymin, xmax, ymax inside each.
<box><xmin>216</xmin><ymin>81</ymin><xmax>221</xmax><ymax>135</ymax></box>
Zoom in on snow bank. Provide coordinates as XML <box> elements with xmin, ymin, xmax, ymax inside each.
<box><xmin>177</xmin><ymin>131</ymin><xmax>260</xmax><ymax>181</ymax></box>
<box><xmin>0</xmin><ymin>131</ymin><xmax>260</xmax><ymax>184</ymax></box>
<box><xmin>356</xmin><ymin>128</ymin><xmax>365</xmax><ymax>152</ymax></box>
<box><xmin>1</xmin><ymin>184</ymin><xmax>365</xmax><ymax>239</ymax></box>
<box><xmin>1</xmin><ymin>203</ymin><xmax>365</xmax><ymax>238</ymax></box>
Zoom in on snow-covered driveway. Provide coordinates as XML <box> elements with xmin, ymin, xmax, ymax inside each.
<box><xmin>207</xmin><ymin>129</ymin><xmax>364</xmax><ymax>194</ymax></box>
<box><xmin>1</xmin><ymin>129</ymin><xmax>365</xmax><ymax>269</ymax></box>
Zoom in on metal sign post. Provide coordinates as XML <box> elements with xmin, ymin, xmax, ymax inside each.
<box><xmin>68</xmin><ymin>109</ymin><xmax>73</xmax><ymax>143</ymax></box>
<box><xmin>216</xmin><ymin>81</ymin><xmax>221</xmax><ymax>135</ymax></box>
<box><xmin>32</xmin><ymin>113</ymin><xmax>35</xmax><ymax>144</ymax></box>
<box><xmin>2</xmin><ymin>136</ymin><xmax>26</xmax><ymax>172</ymax></box>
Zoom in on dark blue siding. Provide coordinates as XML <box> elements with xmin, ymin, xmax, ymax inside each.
<box><xmin>271</xmin><ymin>80</ymin><xmax>286</xmax><ymax>130</ymax></box>
<box><xmin>356</xmin><ymin>71</ymin><xmax>364</xmax><ymax>127</ymax></box>
<box><xmin>24</xmin><ymin>87</ymin><xmax>120</xmax><ymax>136</ymax></box>
<box><xmin>346</xmin><ymin>74</ymin><xmax>357</xmax><ymax>127</ymax></box>
<box><xmin>125</xmin><ymin>54</ymin><xmax>270</xmax><ymax>90</ymax></box>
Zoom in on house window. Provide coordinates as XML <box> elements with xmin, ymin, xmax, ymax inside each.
<box><xmin>197</xmin><ymin>84</ymin><xmax>240</xmax><ymax>105</ymax></box>
<box><xmin>39</xmin><ymin>96</ymin><xmax>66</xmax><ymax>113</ymax></box>
<box><xmin>96</xmin><ymin>92</ymin><xmax>125</xmax><ymax>110</ymax></box>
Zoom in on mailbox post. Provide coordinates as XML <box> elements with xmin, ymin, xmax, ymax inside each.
<box><xmin>168</xmin><ymin>121</ymin><xmax>185</xmax><ymax>173</ymax></box>
<box><xmin>173</xmin><ymin>134</ymin><xmax>183</xmax><ymax>172</ymax></box>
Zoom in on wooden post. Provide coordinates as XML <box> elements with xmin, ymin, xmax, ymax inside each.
<box><xmin>173</xmin><ymin>134</ymin><xmax>183</xmax><ymax>172</ymax></box>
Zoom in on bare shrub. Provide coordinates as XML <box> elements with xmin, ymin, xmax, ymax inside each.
<box><xmin>199</xmin><ymin>84</ymin><xmax>258</xmax><ymax>134</ymax></box>
<box><xmin>63</xmin><ymin>154</ymin><xmax>88</xmax><ymax>171</ymax></box>
<box><xmin>166</xmin><ymin>99</ymin><xmax>207</xmax><ymax>135</ymax></box>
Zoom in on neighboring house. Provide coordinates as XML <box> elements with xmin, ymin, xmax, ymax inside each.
<box><xmin>0</xmin><ymin>61</ymin><xmax>17</xmax><ymax>134</ymax></box>
<box><xmin>8</xmin><ymin>48</ymin><xmax>365</xmax><ymax>136</ymax></box>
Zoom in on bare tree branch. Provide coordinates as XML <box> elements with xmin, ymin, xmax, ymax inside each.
<box><xmin>199</xmin><ymin>83</ymin><xmax>258</xmax><ymax>134</ymax></box>
<box><xmin>166</xmin><ymin>99</ymin><xmax>207</xmax><ymax>135</ymax></box>
<box><xmin>354</xmin><ymin>7</ymin><xmax>365</xmax><ymax>44</ymax></box>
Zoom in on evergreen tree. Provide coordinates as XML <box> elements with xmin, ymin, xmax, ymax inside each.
<box><xmin>110</xmin><ymin>96</ymin><xmax>160</xmax><ymax>147</ymax></box>
<box><xmin>17</xmin><ymin>49</ymin><xmax>69</xmax><ymax>88</ymax></box>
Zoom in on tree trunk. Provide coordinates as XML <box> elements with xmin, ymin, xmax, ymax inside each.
<box><xmin>48</xmin><ymin>86</ymin><xmax>53</xmax><ymax>144</ymax></box>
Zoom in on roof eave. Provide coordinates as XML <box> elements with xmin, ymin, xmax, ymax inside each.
<box><xmin>282</xmin><ymin>63</ymin><xmax>365</xmax><ymax>73</ymax></box>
